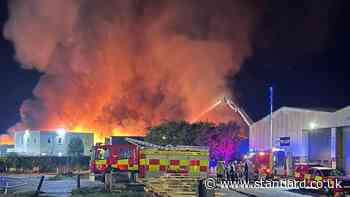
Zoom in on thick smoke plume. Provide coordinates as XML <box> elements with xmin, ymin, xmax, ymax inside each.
<box><xmin>4</xmin><ymin>0</ymin><xmax>259</xmax><ymax>140</ymax></box>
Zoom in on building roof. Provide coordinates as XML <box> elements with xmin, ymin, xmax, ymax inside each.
<box><xmin>253</xmin><ymin>105</ymin><xmax>350</xmax><ymax>126</ymax></box>
<box><xmin>255</xmin><ymin>106</ymin><xmax>334</xmax><ymax>124</ymax></box>
<box><xmin>16</xmin><ymin>129</ymin><xmax>92</xmax><ymax>133</ymax></box>
<box><xmin>283</xmin><ymin>106</ymin><xmax>338</xmax><ymax>113</ymax></box>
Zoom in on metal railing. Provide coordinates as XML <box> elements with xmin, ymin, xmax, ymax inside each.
<box><xmin>0</xmin><ymin>176</ymin><xmax>28</xmax><ymax>194</ymax></box>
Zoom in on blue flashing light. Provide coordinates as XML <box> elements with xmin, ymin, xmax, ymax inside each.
<box><xmin>209</xmin><ymin>159</ymin><xmax>217</xmax><ymax>168</ymax></box>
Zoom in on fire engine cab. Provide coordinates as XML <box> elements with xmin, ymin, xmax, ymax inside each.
<box><xmin>244</xmin><ymin>149</ymin><xmax>288</xmax><ymax>179</ymax></box>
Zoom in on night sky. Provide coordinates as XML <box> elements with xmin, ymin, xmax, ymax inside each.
<box><xmin>1</xmin><ymin>0</ymin><xmax>350</xmax><ymax>133</ymax></box>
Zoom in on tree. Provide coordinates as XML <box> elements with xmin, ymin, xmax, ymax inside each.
<box><xmin>146</xmin><ymin>121</ymin><xmax>213</xmax><ymax>146</ymax></box>
<box><xmin>68</xmin><ymin>137</ymin><xmax>84</xmax><ymax>157</ymax></box>
<box><xmin>196</xmin><ymin>122</ymin><xmax>244</xmax><ymax>162</ymax></box>
<box><xmin>146</xmin><ymin>121</ymin><xmax>247</xmax><ymax>162</ymax></box>
<box><xmin>68</xmin><ymin>137</ymin><xmax>84</xmax><ymax>171</ymax></box>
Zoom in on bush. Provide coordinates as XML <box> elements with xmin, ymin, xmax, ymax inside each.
<box><xmin>0</xmin><ymin>156</ymin><xmax>90</xmax><ymax>173</ymax></box>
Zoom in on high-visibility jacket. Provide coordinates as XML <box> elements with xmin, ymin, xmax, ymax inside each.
<box><xmin>217</xmin><ymin>164</ymin><xmax>225</xmax><ymax>175</ymax></box>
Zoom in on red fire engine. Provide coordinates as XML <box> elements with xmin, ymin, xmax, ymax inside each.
<box><xmin>90</xmin><ymin>137</ymin><xmax>209</xmax><ymax>181</ymax></box>
<box><xmin>244</xmin><ymin>149</ymin><xmax>287</xmax><ymax>179</ymax></box>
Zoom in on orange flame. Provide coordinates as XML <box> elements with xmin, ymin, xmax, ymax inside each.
<box><xmin>5</xmin><ymin>1</ymin><xmax>259</xmax><ymax>141</ymax></box>
<box><xmin>0</xmin><ymin>134</ymin><xmax>14</xmax><ymax>145</ymax></box>
<box><xmin>69</xmin><ymin>126</ymin><xmax>145</xmax><ymax>143</ymax></box>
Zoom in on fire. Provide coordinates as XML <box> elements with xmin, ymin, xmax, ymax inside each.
<box><xmin>4</xmin><ymin>1</ymin><xmax>259</xmax><ymax>140</ymax></box>
<box><xmin>0</xmin><ymin>134</ymin><xmax>14</xmax><ymax>145</ymax></box>
<box><xmin>70</xmin><ymin>126</ymin><xmax>104</xmax><ymax>143</ymax></box>
<box><xmin>69</xmin><ymin>126</ymin><xmax>144</xmax><ymax>143</ymax></box>
<box><xmin>112</xmin><ymin>127</ymin><xmax>145</xmax><ymax>137</ymax></box>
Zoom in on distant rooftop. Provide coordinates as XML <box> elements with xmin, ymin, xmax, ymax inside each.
<box><xmin>283</xmin><ymin>106</ymin><xmax>338</xmax><ymax>113</ymax></box>
<box><xmin>15</xmin><ymin>129</ymin><xmax>93</xmax><ymax>135</ymax></box>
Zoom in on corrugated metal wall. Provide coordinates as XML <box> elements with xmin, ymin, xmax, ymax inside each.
<box><xmin>335</xmin><ymin>106</ymin><xmax>350</xmax><ymax>127</ymax></box>
<box><xmin>250</xmin><ymin>107</ymin><xmax>333</xmax><ymax>157</ymax></box>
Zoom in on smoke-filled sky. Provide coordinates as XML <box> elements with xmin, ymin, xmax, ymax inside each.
<box><xmin>1</xmin><ymin>0</ymin><xmax>350</xmax><ymax>137</ymax></box>
<box><xmin>2</xmin><ymin>0</ymin><xmax>263</xmax><ymax>138</ymax></box>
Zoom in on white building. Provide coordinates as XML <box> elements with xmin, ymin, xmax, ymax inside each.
<box><xmin>250</xmin><ymin>107</ymin><xmax>334</xmax><ymax>159</ymax></box>
<box><xmin>14</xmin><ymin>129</ymin><xmax>94</xmax><ymax>156</ymax></box>
<box><xmin>250</xmin><ymin>105</ymin><xmax>350</xmax><ymax>174</ymax></box>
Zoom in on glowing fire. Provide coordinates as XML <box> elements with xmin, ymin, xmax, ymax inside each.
<box><xmin>69</xmin><ymin>126</ymin><xmax>145</xmax><ymax>143</ymax></box>
<box><xmin>0</xmin><ymin>134</ymin><xmax>14</xmax><ymax>145</ymax></box>
<box><xmin>4</xmin><ymin>1</ymin><xmax>258</xmax><ymax>141</ymax></box>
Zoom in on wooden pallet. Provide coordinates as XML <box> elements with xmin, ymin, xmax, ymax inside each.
<box><xmin>144</xmin><ymin>175</ymin><xmax>201</xmax><ymax>197</ymax></box>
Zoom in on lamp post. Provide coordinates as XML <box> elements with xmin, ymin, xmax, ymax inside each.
<box><xmin>269</xmin><ymin>86</ymin><xmax>274</xmax><ymax>150</ymax></box>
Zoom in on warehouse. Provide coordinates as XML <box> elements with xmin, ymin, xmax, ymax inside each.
<box><xmin>250</xmin><ymin>105</ymin><xmax>350</xmax><ymax>174</ymax></box>
<box><xmin>250</xmin><ymin>107</ymin><xmax>334</xmax><ymax>160</ymax></box>
<box><xmin>14</xmin><ymin>129</ymin><xmax>94</xmax><ymax>156</ymax></box>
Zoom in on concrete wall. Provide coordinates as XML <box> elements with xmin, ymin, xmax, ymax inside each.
<box><xmin>39</xmin><ymin>132</ymin><xmax>66</xmax><ymax>156</ymax></box>
<box><xmin>14</xmin><ymin>130</ymin><xmax>93</xmax><ymax>156</ymax></box>
<box><xmin>14</xmin><ymin>131</ymin><xmax>41</xmax><ymax>155</ymax></box>
<box><xmin>250</xmin><ymin>107</ymin><xmax>333</xmax><ymax>157</ymax></box>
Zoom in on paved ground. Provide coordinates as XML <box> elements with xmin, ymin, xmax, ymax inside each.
<box><xmin>41</xmin><ymin>179</ymin><xmax>102</xmax><ymax>197</ymax></box>
<box><xmin>214</xmin><ymin>181</ymin><xmax>330</xmax><ymax>197</ymax></box>
<box><xmin>1</xmin><ymin>175</ymin><xmax>333</xmax><ymax>197</ymax></box>
<box><xmin>3</xmin><ymin>175</ymin><xmax>103</xmax><ymax>197</ymax></box>
<box><xmin>215</xmin><ymin>189</ymin><xmax>252</xmax><ymax>197</ymax></box>
<box><xmin>216</xmin><ymin>187</ymin><xmax>331</xmax><ymax>197</ymax></box>
<box><xmin>230</xmin><ymin>188</ymin><xmax>312</xmax><ymax>197</ymax></box>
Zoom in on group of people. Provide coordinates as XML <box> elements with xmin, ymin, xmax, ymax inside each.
<box><xmin>216</xmin><ymin>160</ymin><xmax>249</xmax><ymax>182</ymax></box>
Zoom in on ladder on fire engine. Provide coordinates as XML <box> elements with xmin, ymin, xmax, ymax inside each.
<box><xmin>223</xmin><ymin>97</ymin><xmax>252</xmax><ymax>127</ymax></box>
<box><xmin>125</xmin><ymin>137</ymin><xmax>163</xmax><ymax>149</ymax></box>
<box><xmin>125</xmin><ymin>137</ymin><xmax>208</xmax><ymax>151</ymax></box>
<box><xmin>191</xmin><ymin>97</ymin><xmax>252</xmax><ymax>127</ymax></box>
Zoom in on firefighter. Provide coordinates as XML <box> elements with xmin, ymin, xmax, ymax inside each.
<box><xmin>230</xmin><ymin>162</ymin><xmax>236</xmax><ymax>181</ymax></box>
<box><xmin>216</xmin><ymin>161</ymin><xmax>225</xmax><ymax>181</ymax></box>
<box><xmin>244</xmin><ymin>161</ymin><xmax>249</xmax><ymax>182</ymax></box>
<box><xmin>236</xmin><ymin>161</ymin><xmax>243</xmax><ymax>181</ymax></box>
<box><xmin>225</xmin><ymin>164</ymin><xmax>230</xmax><ymax>180</ymax></box>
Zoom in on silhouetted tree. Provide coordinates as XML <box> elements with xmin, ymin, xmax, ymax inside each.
<box><xmin>68</xmin><ymin>137</ymin><xmax>84</xmax><ymax>171</ymax></box>
<box><xmin>146</xmin><ymin>121</ymin><xmax>213</xmax><ymax>146</ymax></box>
<box><xmin>68</xmin><ymin>137</ymin><xmax>84</xmax><ymax>156</ymax></box>
<box><xmin>147</xmin><ymin>121</ymin><xmax>246</xmax><ymax>162</ymax></box>
<box><xmin>196</xmin><ymin>122</ymin><xmax>243</xmax><ymax>162</ymax></box>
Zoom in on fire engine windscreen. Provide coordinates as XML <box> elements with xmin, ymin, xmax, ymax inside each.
<box><xmin>4</xmin><ymin>0</ymin><xmax>262</xmax><ymax>138</ymax></box>
<box><xmin>93</xmin><ymin>148</ymin><xmax>109</xmax><ymax>160</ymax></box>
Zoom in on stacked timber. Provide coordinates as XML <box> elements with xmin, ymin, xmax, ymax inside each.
<box><xmin>144</xmin><ymin>175</ymin><xmax>201</xmax><ymax>197</ymax></box>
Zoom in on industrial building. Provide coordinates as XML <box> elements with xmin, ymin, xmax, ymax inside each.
<box><xmin>14</xmin><ymin>129</ymin><xmax>94</xmax><ymax>156</ymax></box>
<box><xmin>250</xmin><ymin>105</ymin><xmax>350</xmax><ymax>174</ymax></box>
